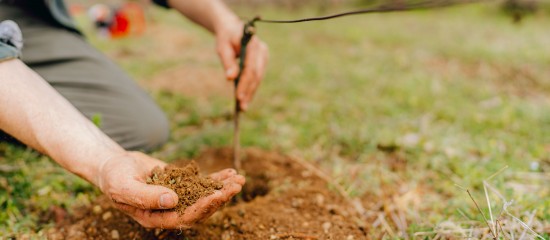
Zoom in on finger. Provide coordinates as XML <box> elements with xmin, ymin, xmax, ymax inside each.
<box><xmin>238</xmin><ymin>38</ymin><xmax>268</xmax><ymax>110</ymax></box>
<box><xmin>236</xmin><ymin>40</ymin><xmax>257</xmax><ymax>110</ymax></box>
<box><xmin>219</xmin><ymin>176</ymin><xmax>245</xmax><ymax>200</ymax></box>
<box><xmin>243</xmin><ymin>41</ymin><xmax>268</xmax><ymax>106</ymax></box>
<box><xmin>216</xmin><ymin>41</ymin><xmax>239</xmax><ymax>80</ymax></box>
<box><xmin>181</xmin><ymin>179</ymin><xmax>244</xmax><ymax>224</ymax></box>
<box><xmin>111</xmin><ymin>180</ymin><xmax>178</xmax><ymax>210</ymax></box>
<box><xmin>208</xmin><ymin>168</ymin><xmax>237</xmax><ymax>181</ymax></box>
<box><xmin>181</xmin><ymin>190</ymin><xmax>224</xmax><ymax>224</ymax></box>
<box><xmin>114</xmin><ymin>202</ymin><xmax>188</xmax><ymax>229</ymax></box>
<box><xmin>223</xmin><ymin>174</ymin><xmax>246</xmax><ymax>187</ymax></box>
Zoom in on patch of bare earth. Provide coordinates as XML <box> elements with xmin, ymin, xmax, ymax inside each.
<box><xmin>46</xmin><ymin>148</ymin><xmax>368</xmax><ymax>239</ymax></box>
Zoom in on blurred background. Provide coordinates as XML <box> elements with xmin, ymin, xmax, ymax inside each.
<box><xmin>1</xmin><ymin>0</ymin><xmax>549</xmax><ymax>238</ymax></box>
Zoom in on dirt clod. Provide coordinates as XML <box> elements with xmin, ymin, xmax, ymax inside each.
<box><xmin>149</xmin><ymin>161</ymin><xmax>223</xmax><ymax>214</ymax></box>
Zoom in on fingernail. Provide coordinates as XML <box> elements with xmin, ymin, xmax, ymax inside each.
<box><xmin>241</xmin><ymin>103</ymin><xmax>248</xmax><ymax>111</ymax></box>
<box><xmin>160</xmin><ymin>193</ymin><xmax>176</xmax><ymax>208</ymax></box>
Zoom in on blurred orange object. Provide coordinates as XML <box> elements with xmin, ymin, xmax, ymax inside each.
<box><xmin>109</xmin><ymin>3</ymin><xmax>146</xmax><ymax>38</ymax></box>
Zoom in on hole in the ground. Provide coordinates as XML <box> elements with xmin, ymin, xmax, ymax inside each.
<box><xmin>240</xmin><ymin>173</ymin><xmax>270</xmax><ymax>202</ymax></box>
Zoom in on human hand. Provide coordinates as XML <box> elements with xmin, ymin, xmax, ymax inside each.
<box><xmin>96</xmin><ymin>151</ymin><xmax>245</xmax><ymax>228</ymax></box>
<box><xmin>215</xmin><ymin>18</ymin><xmax>269</xmax><ymax>111</ymax></box>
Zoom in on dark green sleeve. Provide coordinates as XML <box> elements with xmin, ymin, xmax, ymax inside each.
<box><xmin>0</xmin><ymin>42</ymin><xmax>19</xmax><ymax>61</ymax></box>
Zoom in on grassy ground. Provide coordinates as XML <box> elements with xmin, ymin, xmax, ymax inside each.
<box><xmin>1</xmin><ymin>2</ymin><xmax>549</xmax><ymax>238</ymax></box>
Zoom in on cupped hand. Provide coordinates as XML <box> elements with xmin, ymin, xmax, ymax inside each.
<box><xmin>216</xmin><ymin>19</ymin><xmax>269</xmax><ymax>111</ymax></box>
<box><xmin>96</xmin><ymin>151</ymin><xmax>245</xmax><ymax>229</ymax></box>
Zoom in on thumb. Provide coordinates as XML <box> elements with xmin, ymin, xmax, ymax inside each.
<box><xmin>115</xmin><ymin>180</ymin><xmax>178</xmax><ymax>210</ymax></box>
<box><xmin>217</xmin><ymin>42</ymin><xmax>239</xmax><ymax>80</ymax></box>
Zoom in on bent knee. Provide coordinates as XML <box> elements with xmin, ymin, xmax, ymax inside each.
<box><xmin>128</xmin><ymin>112</ymin><xmax>170</xmax><ymax>151</ymax></box>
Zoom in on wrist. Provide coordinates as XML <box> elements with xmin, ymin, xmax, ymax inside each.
<box><xmin>212</xmin><ymin>12</ymin><xmax>242</xmax><ymax>36</ymax></box>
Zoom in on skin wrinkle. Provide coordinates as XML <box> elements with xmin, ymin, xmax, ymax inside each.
<box><xmin>132</xmin><ymin>194</ymin><xmax>146</xmax><ymax>209</ymax></box>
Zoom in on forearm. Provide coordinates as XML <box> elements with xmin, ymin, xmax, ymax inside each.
<box><xmin>0</xmin><ymin>59</ymin><xmax>125</xmax><ymax>186</ymax></box>
<box><xmin>167</xmin><ymin>0</ymin><xmax>241</xmax><ymax>34</ymax></box>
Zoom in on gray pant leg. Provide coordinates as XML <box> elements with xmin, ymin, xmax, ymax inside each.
<box><xmin>0</xmin><ymin>5</ymin><xmax>169</xmax><ymax>151</ymax></box>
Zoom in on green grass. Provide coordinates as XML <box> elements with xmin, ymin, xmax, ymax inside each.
<box><xmin>1</xmin><ymin>3</ymin><xmax>549</xmax><ymax>238</ymax></box>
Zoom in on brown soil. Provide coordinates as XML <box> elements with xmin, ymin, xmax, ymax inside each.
<box><xmin>147</xmin><ymin>161</ymin><xmax>223</xmax><ymax>215</ymax></box>
<box><xmin>46</xmin><ymin>148</ymin><xmax>367</xmax><ymax>239</ymax></box>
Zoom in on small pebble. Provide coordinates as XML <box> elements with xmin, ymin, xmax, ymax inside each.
<box><xmin>101</xmin><ymin>211</ymin><xmax>112</xmax><ymax>221</ymax></box>
<box><xmin>291</xmin><ymin>198</ymin><xmax>304</xmax><ymax>208</ymax></box>
<box><xmin>92</xmin><ymin>205</ymin><xmax>102</xmax><ymax>214</ymax></box>
<box><xmin>315</xmin><ymin>194</ymin><xmax>325</xmax><ymax>206</ymax></box>
<box><xmin>221</xmin><ymin>231</ymin><xmax>232</xmax><ymax>240</ymax></box>
<box><xmin>111</xmin><ymin>230</ymin><xmax>120</xmax><ymax>239</ymax></box>
<box><xmin>322</xmin><ymin>222</ymin><xmax>332</xmax><ymax>233</ymax></box>
<box><xmin>346</xmin><ymin>235</ymin><xmax>355</xmax><ymax>240</ymax></box>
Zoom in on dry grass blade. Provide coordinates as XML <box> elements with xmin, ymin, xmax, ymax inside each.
<box><xmin>455</xmin><ymin>172</ymin><xmax>546</xmax><ymax>240</ymax></box>
<box><xmin>378</xmin><ymin>213</ymin><xmax>397</xmax><ymax>238</ymax></box>
<box><xmin>518</xmin><ymin>210</ymin><xmax>534</xmax><ymax>240</ymax></box>
<box><xmin>466</xmin><ymin>189</ymin><xmax>498</xmax><ymax>239</ymax></box>
<box><xmin>483</xmin><ymin>165</ymin><xmax>509</xmax><ymax>236</ymax></box>
<box><xmin>483</xmin><ymin>182</ymin><xmax>495</xmax><ymax>236</ymax></box>
<box><xmin>509</xmin><ymin>209</ymin><xmax>544</xmax><ymax>240</ymax></box>
<box><xmin>486</xmin><ymin>166</ymin><xmax>509</xmax><ymax>181</ymax></box>
<box><xmin>390</xmin><ymin>210</ymin><xmax>408</xmax><ymax>238</ymax></box>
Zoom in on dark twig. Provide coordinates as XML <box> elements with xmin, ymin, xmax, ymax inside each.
<box><xmin>466</xmin><ymin>189</ymin><xmax>498</xmax><ymax>239</ymax></box>
<box><xmin>253</xmin><ymin>0</ymin><xmax>485</xmax><ymax>24</ymax></box>
<box><xmin>233</xmin><ymin>22</ymin><xmax>256</xmax><ymax>172</ymax></box>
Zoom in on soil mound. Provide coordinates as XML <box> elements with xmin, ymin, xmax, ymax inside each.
<box><xmin>148</xmin><ymin>161</ymin><xmax>223</xmax><ymax>214</ymax></box>
<box><xmin>47</xmin><ymin>148</ymin><xmax>367</xmax><ymax>239</ymax></box>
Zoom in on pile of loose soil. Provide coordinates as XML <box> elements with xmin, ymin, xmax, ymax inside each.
<box><xmin>46</xmin><ymin>148</ymin><xmax>367</xmax><ymax>239</ymax></box>
<box><xmin>147</xmin><ymin>161</ymin><xmax>223</xmax><ymax>214</ymax></box>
